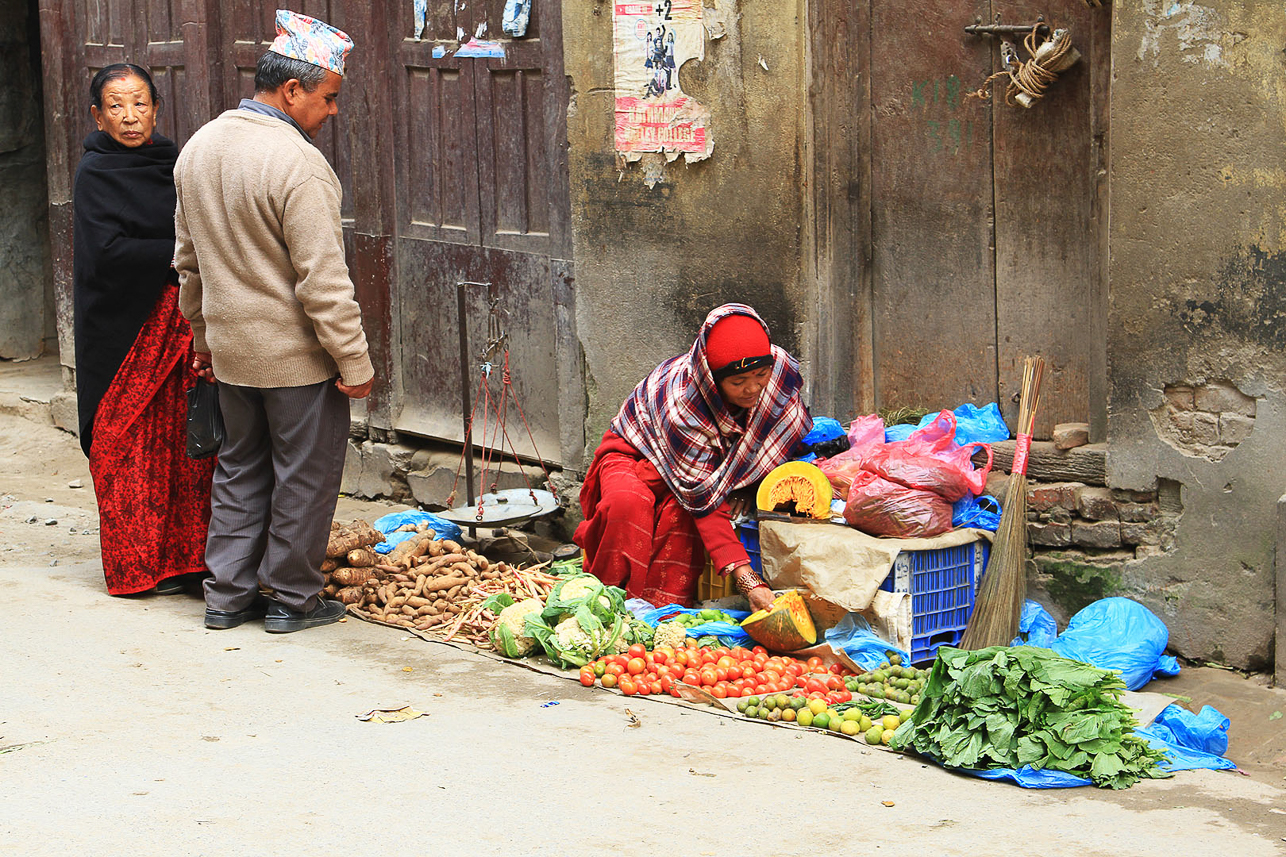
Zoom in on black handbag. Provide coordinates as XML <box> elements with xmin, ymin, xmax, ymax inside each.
<box><xmin>186</xmin><ymin>381</ymin><xmax>224</xmax><ymax>459</ymax></box>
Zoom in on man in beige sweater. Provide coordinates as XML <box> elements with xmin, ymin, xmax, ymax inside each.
<box><xmin>175</xmin><ymin>10</ymin><xmax>371</xmax><ymax>633</ymax></box>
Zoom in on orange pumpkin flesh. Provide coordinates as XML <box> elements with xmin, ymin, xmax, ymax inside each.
<box><xmin>756</xmin><ymin>462</ymin><xmax>833</xmax><ymax>520</ymax></box>
<box><xmin>741</xmin><ymin>590</ymin><xmax>817</xmax><ymax>652</ymax></box>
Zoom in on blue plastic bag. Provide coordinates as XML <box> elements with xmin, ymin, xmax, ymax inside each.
<box><xmin>952</xmin><ymin>493</ymin><xmax>1002</xmax><ymax>530</ymax></box>
<box><xmin>885</xmin><ymin>402</ymin><xmax>1011</xmax><ymax>446</ymax></box>
<box><xmin>635</xmin><ymin>603</ymin><xmax>753</xmax><ymax>647</ymax></box>
<box><xmin>1136</xmin><ymin>704</ymin><xmax>1236</xmax><ymax>772</ymax></box>
<box><xmin>370</xmin><ymin>510</ymin><xmax>463</xmax><ymax>554</ymax></box>
<box><xmin>822</xmin><ymin>613</ymin><xmax>911</xmax><ymax>671</ymax></box>
<box><xmin>1010</xmin><ymin>599</ymin><xmax>1059</xmax><ymax>647</ymax></box>
<box><xmin>1046</xmin><ymin>597</ymin><xmax>1181</xmax><ymax>690</ymax></box>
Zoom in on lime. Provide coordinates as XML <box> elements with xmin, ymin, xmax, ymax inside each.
<box><xmin>758</xmin><ymin>707</ymin><xmax>771</xmax><ymax>720</ymax></box>
<box><xmin>797</xmin><ymin>710</ymin><xmax>813</xmax><ymax>728</ymax></box>
<box><xmin>782</xmin><ymin>707</ymin><xmax>797</xmax><ymax>722</ymax></box>
<box><xmin>746</xmin><ymin>695</ymin><xmax>760</xmax><ymax>708</ymax></box>
<box><xmin>767</xmin><ymin>708</ymin><xmax>781</xmax><ymax>722</ymax></box>
<box><xmin>842</xmin><ymin>708</ymin><xmax>862</xmax><ymax>722</ymax></box>
<box><xmin>791</xmin><ymin>696</ymin><xmax>808</xmax><ymax>710</ymax></box>
<box><xmin>774</xmin><ymin>694</ymin><xmax>789</xmax><ymax>710</ymax></box>
<box><xmin>864</xmin><ymin>725</ymin><xmax>883</xmax><ymax>745</ymax></box>
<box><xmin>827</xmin><ymin>717</ymin><xmax>842</xmax><ymax>733</ymax></box>
<box><xmin>910</xmin><ymin>694</ymin><xmax>921</xmax><ymax>705</ymax></box>
<box><xmin>867</xmin><ymin>686</ymin><xmax>885</xmax><ymax>699</ymax></box>
<box><xmin>881</xmin><ymin>729</ymin><xmax>894</xmax><ymax>745</ymax></box>
<box><xmin>889</xmin><ymin>653</ymin><xmax>902</xmax><ymax>665</ymax></box>
<box><xmin>899</xmin><ymin>709</ymin><xmax>911</xmax><ymax>724</ymax></box>
<box><xmin>881</xmin><ymin>714</ymin><xmax>901</xmax><ymax>731</ymax></box>
<box><xmin>859</xmin><ymin>715</ymin><xmax>872</xmax><ymax>731</ymax></box>
<box><xmin>840</xmin><ymin>719</ymin><xmax>860</xmax><ymax>736</ymax></box>
<box><xmin>812</xmin><ymin>712</ymin><xmax>830</xmax><ymax>730</ymax></box>
<box><xmin>807</xmin><ymin>698</ymin><xmax>826</xmax><ymax>715</ymax></box>
<box><xmin>745</xmin><ymin>706</ymin><xmax>759</xmax><ymax>719</ymax></box>
<box><xmin>737</xmin><ymin>699</ymin><xmax>750</xmax><ymax>713</ymax></box>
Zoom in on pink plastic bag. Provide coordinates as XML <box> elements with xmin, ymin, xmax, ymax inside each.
<box><xmin>843</xmin><ymin>471</ymin><xmax>954</xmax><ymax>538</ymax></box>
<box><xmin>818</xmin><ymin>455</ymin><xmax>866</xmax><ymax>496</ymax></box>
<box><xmin>817</xmin><ymin>415</ymin><xmax>887</xmax><ymax>496</ymax></box>
<box><xmin>846</xmin><ymin>414</ymin><xmax>886</xmax><ymax>455</ymax></box>
<box><xmin>868</xmin><ymin>410</ymin><xmax>993</xmax><ymax>499</ymax></box>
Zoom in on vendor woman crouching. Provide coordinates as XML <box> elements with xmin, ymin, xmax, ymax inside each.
<box><xmin>574</xmin><ymin>303</ymin><xmax>812</xmax><ymax>613</ymax></box>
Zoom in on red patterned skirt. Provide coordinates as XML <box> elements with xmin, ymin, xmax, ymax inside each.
<box><xmin>574</xmin><ymin>432</ymin><xmax>745</xmax><ymax>607</ymax></box>
<box><xmin>88</xmin><ymin>283</ymin><xmax>215</xmax><ymax>595</ymax></box>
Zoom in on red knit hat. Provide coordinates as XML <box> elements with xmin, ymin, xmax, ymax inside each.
<box><xmin>706</xmin><ymin>314</ymin><xmax>772</xmax><ymax>379</ymax></box>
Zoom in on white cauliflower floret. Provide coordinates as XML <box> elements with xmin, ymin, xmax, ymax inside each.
<box><xmin>554</xmin><ymin>616</ymin><xmax>596</xmax><ymax>658</ymax></box>
<box><xmin>557</xmin><ymin>576</ymin><xmax>612</xmax><ymax>610</ymax></box>
<box><xmin>490</xmin><ymin>598</ymin><xmax>544</xmax><ymax>657</ymax></box>
<box><xmin>653</xmin><ymin>620</ymin><xmax>688</xmax><ymax>650</ymax></box>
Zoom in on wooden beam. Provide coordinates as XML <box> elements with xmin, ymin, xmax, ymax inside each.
<box><xmin>976</xmin><ymin>440</ymin><xmax>1107</xmax><ymax>485</ymax></box>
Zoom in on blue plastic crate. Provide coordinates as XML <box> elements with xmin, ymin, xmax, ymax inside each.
<box><xmin>879</xmin><ymin>539</ymin><xmax>989</xmax><ymax>664</ymax></box>
<box><xmin>738</xmin><ymin>520</ymin><xmax>761</xmax><ymax>574</ymax></box>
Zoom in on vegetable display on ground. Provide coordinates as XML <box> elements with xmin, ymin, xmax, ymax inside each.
<box><xmin>577</xmin><ymin>645</ymin><xmax>856</xmax><ymax>701</ymax></box>
<box><xmin>889</xmin><ymin>646</ymin><xmax>1171</xmax><ymax>789</ymax></box>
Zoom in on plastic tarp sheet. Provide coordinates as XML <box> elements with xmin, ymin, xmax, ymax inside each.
<box><xmin>370</xmin><ymin>510</ymin><xmax>462</xmax><ymax>554</ymax></box>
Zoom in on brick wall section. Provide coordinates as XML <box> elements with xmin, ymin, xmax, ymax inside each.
<box><xmin>1149</xmin><ymin>380</ymin><xmax>1257</xmax><ymax>462</ymax></box>
<box><xmin>988</xmin><ymin>478</ymin><xmax>1178</xmax><ymax>559</ymax></box>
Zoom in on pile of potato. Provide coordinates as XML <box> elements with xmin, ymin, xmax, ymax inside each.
<box><xmin>321</xmin><ymin>522</ymin><xmax>511</xmax><ymax>634</ymax></box>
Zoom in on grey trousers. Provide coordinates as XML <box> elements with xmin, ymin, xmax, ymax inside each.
<box><xmin>202</xmin><ymin>379</ymin><xmax>348</xmax><ymax>613</ymax></box>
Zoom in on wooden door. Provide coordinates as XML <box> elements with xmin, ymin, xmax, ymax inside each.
<box><xmin>819</xmin><ymin>0</ymin><xmax>1109</xmax><ymax>438</ymax></box>
<box><xmin>390</xmin><ymin>0</ymin><xmax>573</xmax><ymax>466</ymax></box>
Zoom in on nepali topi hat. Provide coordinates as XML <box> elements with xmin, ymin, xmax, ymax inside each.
<box><xmin>269</xmin><ymin>9</ymin><xmax>353</xmax><ymax>76</ymax></box>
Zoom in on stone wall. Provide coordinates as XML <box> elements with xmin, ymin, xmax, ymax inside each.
<box><xmin>1105</xmin><ymin>1</ymin><xmax>1286</xmax><ymax>670</ymax></box>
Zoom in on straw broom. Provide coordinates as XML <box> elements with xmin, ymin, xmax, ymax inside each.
<box><xmin>959</xmin><ymin>355</ymin><xmax>1046</xmax><ymax>650</ymax></box>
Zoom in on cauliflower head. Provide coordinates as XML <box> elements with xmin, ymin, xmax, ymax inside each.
<box><xmin>553</xmin><ymin>616</ymin><xmax>597</xmax><ymax>660</ymax></box>
<box><xmin>490</xmin><ymin>598</ymin><xmax>544</xmax><ymax>657</ymax></box>
<box><xmin>556</xmin><ymin>576</ymin><xmax>612</xmax><ymax>611</ymax></box>
<box><xmin>653</xmin><ymin>620</ymin><xmax>688</xmax><ymax>651</ymax></box>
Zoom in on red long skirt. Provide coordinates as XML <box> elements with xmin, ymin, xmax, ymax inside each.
<box><xmin>88</xmin><ymin>284</ymin><xmax>215</xmax><ymax>595</ymax></box>
<box><xmin>574</xmin><ymin>432</ymin><xmax>747</xmax><ymax>607</ymax></box>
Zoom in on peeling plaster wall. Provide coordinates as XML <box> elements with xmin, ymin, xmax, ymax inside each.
<box><xmin>563</xmin><ymin>0</ymin><xmax>809</xmax><ymax>450</ymax></box>
<box><xmin>1108</xmin><ymin>1</ymin><xmax>1286</xmax><ymax>668</ymax></box>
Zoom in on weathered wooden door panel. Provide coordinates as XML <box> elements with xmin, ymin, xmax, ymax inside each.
<box><xmin>395</xmin><ymin>239</ymin><xmax>560</xmax><ymax>465</ymax></box>
<box><xmin>991</xmin><ymin>1</ymin><xmax>1105</xmax><ymax>435</ymax></box>
<box><xmin>869</xmin><ymin>1</ymin><xmax>997</xmax><ymax>412</ymax></box>
<box><xmin>390</xmin><ymin>0</ymin><xmax>572</xmax><ymax>465</ymax></box>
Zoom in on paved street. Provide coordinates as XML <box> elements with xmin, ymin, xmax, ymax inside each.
<box><xmin>2</xmin><ymin>403</ymin><xmax>1285</xmax><ymax>857</ymax></box>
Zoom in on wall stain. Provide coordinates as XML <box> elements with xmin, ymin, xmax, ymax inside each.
<box><xmin>1177</xmin><ymin>244</ymin><xmax>1286</xmax><ymax>350</ymax></box>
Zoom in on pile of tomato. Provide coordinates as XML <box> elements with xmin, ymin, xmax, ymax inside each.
<box><xmin>578</xmin><ymin>643</ymin><xmax>857</xmax><ymax>705</ymax></box>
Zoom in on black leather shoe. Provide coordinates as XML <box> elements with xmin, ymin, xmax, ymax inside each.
<box><xmin>205</xmin><ymin>599</ymin><xmax>268</xmax><ymax>630</ymax></box>
<box><xmin>153</xmin><ymin>576</ymin><xmax>188</xmax><ymax>596</ymax></box>
<box><xmin>263</xmin><ymin>598</ymin><xmax>347</xmax><ymax>634</ymax></box>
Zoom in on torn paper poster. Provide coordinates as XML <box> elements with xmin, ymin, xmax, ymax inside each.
<box><xmin>503</xmin><ymin>0</ymin><xmax>532</xmax><ymax>37</ymax></box>
<box><xmin>455</xmin><ymin>38</ymin><xmax>505</xmax><ymax>58</ymax></box>
<box><xmin>413</xmin><ymin>0</ymin><xmax>426</xmax><ymax>39</ymax></box>
<box><xmin>356</xmin><ymin>706</ymin><xmax>428</xmax><ymax>723</ymax></box>
<box><xmin>613</xmin><ymin>0</ymin><xmax>713</xmax><ymax>164</ymax></box>
<box><xmin>432</xmin><ymin>45</ymin><xmax>446</xmax><ymax>58</ymax></box>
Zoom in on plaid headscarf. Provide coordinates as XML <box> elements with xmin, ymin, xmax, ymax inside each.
<box><xmin>610</xmin><ymin>304</ymin><xmax>812</xmax><ymax>517</ymax></box>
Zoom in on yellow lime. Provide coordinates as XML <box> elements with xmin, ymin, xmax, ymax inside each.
<box><xmin>864</xmin><ymin>725</ymin><xmax>883</xmax><ymax>745</ymax></box>
<box><xmin>882</xmin><ymin>714</ymin><xmax>901</xmax><ymax>732</ymax></box>
<box><xmin>807</xmin><ymin>698</ymin><xmax>826</xmax><ymax>716</ymax></box>
<box><xmin>797</xmin><ymin>710</ymin><xmax>813</xmax><ymax>728</ymax></box>
<box><xmin>840</xmin><ymin>719</ymin><xmax>861</xmax><ymax>736</ymax></box>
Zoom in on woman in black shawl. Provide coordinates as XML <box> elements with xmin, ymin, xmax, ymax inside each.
<box><xmin>73</xmin><ymin>63</ymin><xmax>214</xmax><ymax>596</ymax></box>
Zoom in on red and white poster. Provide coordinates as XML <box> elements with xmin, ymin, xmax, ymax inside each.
<box><xmin>613</xmin><ymin>0</ymin><xmax>713</xmax><ymax>162</ymax></box>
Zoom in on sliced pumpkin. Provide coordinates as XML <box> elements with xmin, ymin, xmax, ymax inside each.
<box><xmin>741</xmin><ymin>590</ymin><xmax>817</xmax><ymax>652</ymax></box>
<box><xmin>756</xmin><ymin>461</ymin><xmax>833</xmax><ymax>519</ymax></box>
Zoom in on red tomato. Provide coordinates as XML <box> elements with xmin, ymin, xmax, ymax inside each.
<box><xmin>673</xmin><ymin>650</ymin><xmax>689</xmax><ymax>668</ymax></box>
<box><xmin>794</xmin><ymin>675</ymin><xmax>809</xmax><ymax>689</ymax></box>
<box><xmin>806</xmin><ymin>656</ymin><xmax>824</xmax><ymax>669</ymax></box>
<box><xmin>710</xmin><ymin>684</ymin><xmax>728</xmax><ymax>699</ymax></box>
<box><xmin>700</xmin><ymin>670</ymin><xmax>718</xmax><ymax>687</ymax></box>
<box><xmin>825</xmin><ymin>675</ymin><xmax>843</xmax><ymax>691</ymax></box>
<box><xmin>714</xmin><ymin>667</ymin><xmax>728</xmax><ymax>682</ymax></box>
<box><xmin>752</xmin><ymin>646</ymin><xmax>768</xmax><ymax>655</ymax></box>
<box><xmin>810</xmin><ymin>664</ymin><xmax>829</xmax><ymax>675</ymax></box>
<box><xmin>807</xmin><ymin>691</ymin><xmax>825</xmax><ymax>700</ymax></box>
<box><xmin>716</xmin><ymin>655</ymin><xmax>735</xmax><ymax>670</ymax></box>
<box><xmin>659</xmin><ymin>675</ymin><xmax>675</xmax><ymax>692</ymax></box>
<box><xmin>653</xmin><ymin>649</ymin><xmax>671</xmax><ymax>665</ymax></box>
<box><xmin>830</xmin><ymin>663</ymin><xmax>846</xmax><ymax>675</ymax></box>
<box><xmin>730</xmin><ymin>647</ymin><xmax>750</xmax><ymax>661</ymax></box>
<box><xmin>579</xmin><ymin>670</ymin><xmax>595</xmax><ymax>687</ymax></box>
<box><xmin>683</xmin><ymin>670</ymin><xmax>700</xmax><ymax>685</ymax></box>
<box><xmin>602</xmin><ymin>673</ymin><xmax>618</xmax><ymax>689</ymax></box>
<box><xmin>725</xmin><ymin>685</ymin><xmax>742</xmax><ymax>698</ymax></box>
<box><xmin>635</xmin><ymin>682</ymin><xmax>651</xmax><ymax>696</ymax></box>
<box><xmin>619</xmin><ymin>678</ymin><xmax>637</xmax><ymax>695</ymax></box>
<box><xmin>606</xmin><ymin>663</ymin><xmax>625</xmax><ymax>678</ymax></box>
<box><xmin>805</xmin><ymin>677</ymin><xmax>826</xmax><ymax>694</ymax></box>
<box><xmin>725</xmin><ymin>665</ymin><xmax>743</xmax><ymax>681</ymax></box>
<box><xmin>754</xmin><ymin>684</ymin><xmax>769</xmax><ymax>696</ymax></box>
<box><xmin>669</xmin><ymin>685</ymin><xmax>682</xmax><ymax>697</ymax></box>
<box><xmin>701</xmin><ymin>652</ymin><xmax>717</xmax><ymax>666</ymax></box>
<box><xmin>649</xmin><ymin>681</ymin><xmax>663</xmax><ymax>695</ymax></box>
<box><xmin>785</xmin><ymin>662</ymin><xmax>804</xmax><ymax>676</ymax></box>
<box><xmin>626</xmin><ymin>658</ymin><xmax>646</xmax><ymax>676</ymax></box>
<box><xmin>762</xmin><ymin>669</ymin><xmax>782</xmax><ymax>684</ymax></box>
<box><xmin>628</xmin><ymin>643</ymin><xmax>647</xmax><ymax>660</ymax></box>
<box><xmin>834</xmin><ymin>689</ymin><xmax>853</xmax><ymax>703</ymax></box>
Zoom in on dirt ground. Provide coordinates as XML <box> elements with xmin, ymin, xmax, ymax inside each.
<box><xmin>2</xmin><ymin>400</ymin><xmax>1286</xmax><ymax>855</ymax></box>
